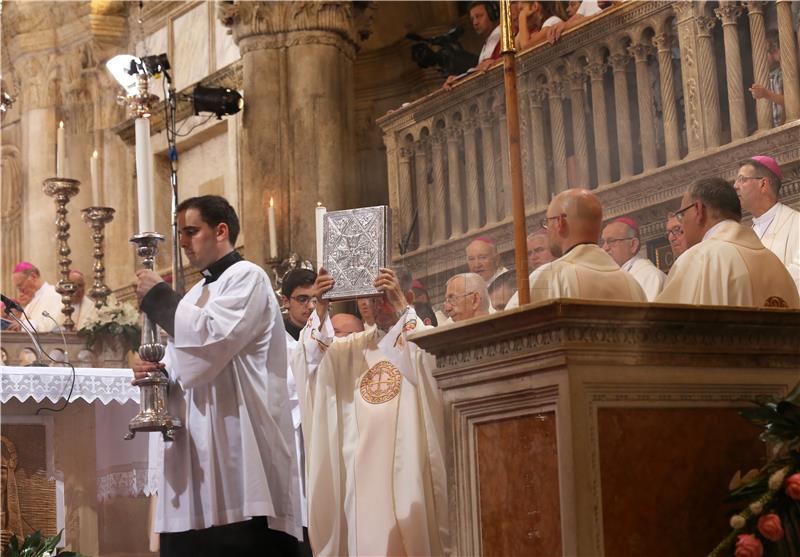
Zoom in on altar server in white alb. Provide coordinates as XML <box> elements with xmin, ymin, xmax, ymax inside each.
<box><xmin>600</xmin><ymin>217</ymin><xmax>666</xmax><ymax>301</ymax></box>
<box><xmin>292</xmin><ymin>266</ymin><xmax>449</xmax><ymax>557</ymax></box>
<box><xmin>734</xmin><ymin>155</ymin><xmax>800</xmax><ymax>293</ymax></box>
<box><xmin>656</xmin><ymin>178</ymin><xmax>799</xmax><ymax>308</ymax></box>
<box><xmin>132</xmin><ymin>195</ymin><xmax>301</xmax><ymax>555</ymax></box>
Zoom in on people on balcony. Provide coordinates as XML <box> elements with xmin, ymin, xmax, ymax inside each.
<box><xmin>529</xmin><ymin>188</ymin><xmax>648</xmax><ymax>303</ymax></box>
<box><xmin>734</xmin><ymin>155</ymin><xmax>800</xmax><ymax>293</ymax></box>
<box><xmin>656</xmin><ymin>178</ymin><xmax>799</xmax><ymax>308</ymax></box>
<box><xmin>545</xmin><ymin>0</ymin><xmax>604</xmax><ymax>44</ymax></box>
<box><xmin>466</xmin><ymin>236</ymin><xmax>508</xmax><ymax>287</ymax></box>
<box><xmin>516</xmin><ymin>1</ymin><xmax>566</xmax><ymax>51</ymax></box>
<box><xmin>665</xmin><ymin>214</ymin><xmax>688</xmax><ymax>260</ymax></box>
<box><xmin>442</xmin><ymin>1</ymin><xmax>501</xmax><ymax>90</ymax></box>
<box><xmin>749</xmin><ymin>33</ymin><xmax>785</xmax><ymax>128</ymax></box>
<box><xmin>444</xmin><ymin>272</ymin><xmax>490</xmax><ymax>322</ymax></box>
<box><xmin>600</xmin><ymin>217</ymin><xmax>667</xmax><ymax>301</ymax></box>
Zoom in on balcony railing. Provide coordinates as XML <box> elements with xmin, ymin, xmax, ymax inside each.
<box><xmin>377</xmin><ymin>0</ymin><xmax>800</xmax><ymax>302</ymax></box>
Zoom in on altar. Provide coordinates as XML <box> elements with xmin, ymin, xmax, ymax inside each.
<box><xmin>1</xmin><ymin>365</ymin><xmax>156</xmax><ymax>556</ymax></box>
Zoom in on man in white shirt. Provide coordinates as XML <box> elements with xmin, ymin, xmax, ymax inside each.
<box><xmin>11</xmin><ymin>261</ymin><xmax>64</xmax><ymax>332</ymax></box>
<box><xmin>657</xmin><ymin>178</ymin><xmax>799</xmax><ymax>307</ymax></box>
<box><xmin>734</xmin><ymin>155</ymin><xmax>800</xmax><ymax>293</ymax></box>
<box><xmin>133</xmin><ymin>195</ymin><xmax>301</xmax><ymax>555</ymax></box>
<box><xmin>546</xmin><ymin>0</ymin><xmax>603</xmax><ymax>43</ymax></box>
<box><xmin>443</xmin><ymin>1</ymin><xmax>501</xmax><ymax>89</ymax></box>
<box><xmin>600</xmin><ymin>217</ymin><xmax>666</xmax><ymax>301</ymax></box>
<box><xmin>466</xmin><ymin>236</ymin><xmax>507</xmax><ymax>288</ymax></box>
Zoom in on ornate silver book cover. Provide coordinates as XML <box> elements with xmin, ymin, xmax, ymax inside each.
<box><xmin>321</xmin><ymin>206</ymin><xmax>392</xmax><ymax>301</ymax></box>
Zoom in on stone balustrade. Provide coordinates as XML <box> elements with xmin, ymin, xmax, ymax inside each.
<box><xmin>377</xmin><ymin>0</ymin><xmax>800</xmax><ymax>302</ymax></box>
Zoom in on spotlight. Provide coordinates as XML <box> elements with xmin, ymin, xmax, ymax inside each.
<box><xmin>191</xmin><ymin>86</ymin><xmax>243</xmax><ymax>119</ymax></box>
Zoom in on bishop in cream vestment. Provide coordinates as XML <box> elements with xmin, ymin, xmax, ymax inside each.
<box><xmin>756</xmin><ymin>202</ymin><xmax>800</xmax><ymax>293</ymax></box>
<box><xmin>23</xmin><ymin>282</ymin><xmax>64</xmax><ymax>332</ymax></box>
<box><xmin>656</xmin><ymin>220</ymin><xmax>799</xmax><ymax>307</ymax></box>
<box><xmin>293</xmin><ymin>307</ymin><xmax>448</xmax><ymax>557</ymax></box>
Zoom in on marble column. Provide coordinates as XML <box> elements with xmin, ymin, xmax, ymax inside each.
<box><xmin>567</xmin><ymin>66</ymin><xmax>590</xmax><ymax>187</ymax></box>
<box><xmin>776</xmin><ymin>0</ymin><xmax>800</xmax><ymax>120</ymax></box>
<box><xmin>446</xmin><ymin>126</ymin><xmax>464</xmax><ymax>237</ymax></box>
<box><xmin>716</xmin><ymin>2</ymin><xmax>747</xmax><ymax>141</ymax></box>
<box><xmin>695</xmin><ymin>14</ymin><xmax>722</xmax><ymax>148</ymax></box>
<box><xmin>629</xmin><ymin>43</ymin><xmax>658</xmax><ymax>171</ymax></box>
<box><xmin>480</xmin><ymin>111</ymin><xmax>499</xmax><ymax>224</ymax></box>
<box><xmin>498</xmin><ymin>105</ymin><xmax>513</xmax><ymax>218</ymax></box>
<box><xmin>547</xmin><ymin>80</ymin><xmax>568</xmax><ymax>193</ymax></box>
<box><xmin>222</xmin><ymin>2</ymin><xmax>361</xmax><ymax>266</ymax></box>
<box><xmin>462</xmin><ymin>119</ymin><xmax>482</xmax><ymax>232</ymax></box>
<box><xmin>414</xmin><ymin>140</ymin><xmax>431</xmax><ymax>248</ymax></box>
<box><xmin>652</xmin><ymin>32</ymin><xmax>681</xmax><ymax>163</ymax></box>
<box><xmin>397</xmin><ymin>146</ymin><xmax>415</xmax><ymax>250</ymax></box>
<box><xmin>585</xmin><ymin>58</ymin><xmax>611</xmax><ymax>183</ymax></box>
<box><xmin>608</xmin><ymin>51</ymin><xmax>634</xmax><ymax>178</ymax></box>
<box><xmin>746</xmin><ymin>1</ymin><xmax>772</xmax><ymax>131</ymax></box>
<box><xmin>528</xmin><ymin>88</ymin><xmax>549</xmax><ymax>207</ymax></box>
<box><xmin>430</xmin><ymin>133</ymin><xmax>448</xmax><ymax>243</ymax></box>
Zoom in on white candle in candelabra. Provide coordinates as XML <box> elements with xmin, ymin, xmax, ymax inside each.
<box><xmin>56</xmin><ymin>121</ymin><xmax>66</xmax><ymax>177</ymax></box>
<box><xmin>268</xmin><ymin>197</ymin><xmax>278</xmax><ymax>259</ymax></box>
<box><xmin>315</xmin><ymin>202</ymin><xmax>326</xmax><ymax>270</ymax></box>
<box><xmin>90</xmin><ymin>150</ymin><xmax>100</xmax><ymax>206</ymax></box>
<box><xmin>134</xmin><ymin>117</ymin><xmax>155</xmax><ymax>232</ymax></box>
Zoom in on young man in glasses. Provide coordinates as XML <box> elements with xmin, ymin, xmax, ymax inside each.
<box><xmin>734</xmin><ymin>155</ymin><xmax>800</xmax><ymax>293</ymax></box>
<box><xmin>656</xmin><ymin>178</ymin><xmax>799</xmax><ymax>307</ymax></box>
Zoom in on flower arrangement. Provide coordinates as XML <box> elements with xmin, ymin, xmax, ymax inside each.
<box><xmin>708</xmin><ymin>382</ymin><xmax>800</xmax><ymax>557</ymax></box>
<box><xmin>77</xmin><ymin>299</ymin><xmax>141</xmax><ymax>354</ymax></box>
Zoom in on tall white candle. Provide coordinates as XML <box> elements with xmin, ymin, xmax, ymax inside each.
<box><xmin>56</xmin><ymin>121</ymin><xmax>65</xmax><ymax>177</ymax></box>
<box><xmin>315</xmin><ymin>203</ymin><xmax>326</xmax><ymax>270</ymax></box>
<box><xmin>134</xmin><ymin>117</ymin><xmax>155</xmax><ymax>232</ymax></box>
<box><xmin>90</xmin><ymin>150</ymin><xmax>100</xmax><ymax>206</ymax></box>
<box><xmin>268</xmin><ymin>197</ymin><xmax>278</xmax><ymax>259</ymax></box>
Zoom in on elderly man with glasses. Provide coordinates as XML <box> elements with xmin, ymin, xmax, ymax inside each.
<box><xmin>665</xmin><ymin>213</ymin><xmax>688</xmax><ymax>260</ymax></box>
<box><xmin>443</xmin><ymin>272</ymin><xmax>490</xmax><ymax>322</ymax></box>
<box><xmin>599</xmin><ymin>217</ymin><xmax>666</xmax><ymax>301</ymax></box>
<box><xmin>733</xmin><ymin>155</ymin><xmax>800</xmax><ymax>293</ymax></box>
<box><xmin>527</xmin><ymin>188</ymin><xmax>647</xmax><ymax>303</ymax></box>
<box><xmin>656</xmin><ymin>177</ymin><xmax>798</xmax><ymax>307</ymax></box>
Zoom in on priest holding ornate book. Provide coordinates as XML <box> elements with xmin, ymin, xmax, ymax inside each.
<box><xmin>292</xmin><ymin>266</ymin><xmax>449</xmax><ymax>557</ymax></box>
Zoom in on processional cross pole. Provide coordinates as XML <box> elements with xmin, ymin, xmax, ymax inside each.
<box><xmin>499</xmin><ymin>0</ymin><xmax>531</xmax><ymax>305</ymax></box>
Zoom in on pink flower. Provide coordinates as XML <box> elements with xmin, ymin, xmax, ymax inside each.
<box><xmin>757</xmin><ymin>513</ymin><xmax>784</xmax><ymax>541</ymax></box>
<box><xmin>735</xmin><ymin>534</ymin><xmax>763</xmax><ymax>557</ymax></box>
<box><xmin>786</xmin><ymin>473</ymin><xmax>800</xmax><ymax>501</ymax></box>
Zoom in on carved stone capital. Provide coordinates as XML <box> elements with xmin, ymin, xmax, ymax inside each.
<box><xmin>695</xmin><ymin>16</ymin><xmax>717</xmax><ymax>36</ymax></box>
<box><xmin>446</xmin><ymin>126</ymin><xmax>462</xmax><ymax>141</ymax></box>
<box><xmin>547</xmin><ymin>80</ymin><xmax>564</xmax><ymax>100</ymax></box>
<box><xmin>715</xmin><ymin>4</ymin><xmax>743</xmax><ymax>24</ymax></box>
<box><xmin>608</xmin><ymin>52</ymin><xmax>630</xmax><ymax>71</ymax></box>
<box><xmin>414</xmin><ymin>139</ymin><xmax>429</xmax><ymax>152</ymax></box>
<box><xmin>585</xmin><ymin>61</ymin><xmax>607</xmax><ymax>80</ymax></box>
<box><xmin>16</xmin><ymin>53</ymin><xmax>59</xmax><ymax>109</ymax></box>
<box><xmin>746</xmin><ymin>1</ymin><xmax>766</xmax><ymax>16</ymax></box>
<box><xmin>567</xmin><ymin>71</ymin><xmax>586</xmax><ymax>90</ymax></box>
<box><xmin>627</xmin><ymin>43</ymin><xmax>654</xmax><ymax>62</ymax></box>
<box><xmin>399</xmin><ymin>147</ymin><xmax>414</xmax><ymax>160</ymax></box>
<box><xmin>652</xmin><ymin>33</ymin><xmax>674</xmax><ymax>53</ymax></box>
<box><xmin>528</xmin><ymin>88</ymin><xmax>548</xmax><ymax>107</ymax></box>
<box><xmin>219</xmin><ymin>1</ymin><xmax>365</xmax><ymax>59</ymax></box>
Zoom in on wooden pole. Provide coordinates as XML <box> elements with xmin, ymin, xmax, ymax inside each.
<box><xmin>499</xmin><ymin>0</ymin><xmax>531</xmax><ymax>304</ymax></box>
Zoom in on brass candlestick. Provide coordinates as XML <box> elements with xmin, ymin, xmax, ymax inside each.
<box><xmin>81</xmin><ymin>207</ymin><xmax>116</xmax><ymax>309</ymax></box>
<box><xmin>125</xmin><ymin>232</ymin><xmax>182</xmax><ymax>441</ymax></box>
<box><xmin>43</xmin><ymin>178</ymin><xmax>80</xmax><ymax>331</ymax></box>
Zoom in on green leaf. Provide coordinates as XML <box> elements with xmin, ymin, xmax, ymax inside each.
<box><xmin>25</xmin><ymin>530</ymin><xmax>42</xmax><ymax>550</ymax></box>
<box><xmin>741</xmin><ymin>406</ymin><xmax>779</xmax><ymax>425</ymax></box>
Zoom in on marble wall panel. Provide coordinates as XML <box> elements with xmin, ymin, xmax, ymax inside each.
<box><xmin>214</xmin><ymin>13</ymin><xmax>240</xmax><ymax>71</ymax></box>
<box><xmin>175</xmin><ymin>131</ymin><xmax>227</xmax><ymax>200</ymax></box>
<box><xmin>597</xmin><ymin>407</ymin><xmax>764</xmax><ymax>557</ymax></box>
<box><xmin>173</xmin><ymin>5</ymin><xmax>209</xmax><ymax>92</ymax></box>
<box><xmin>475</xmin><ymin>411</ymin><xmax>562</xmax><ymax>557</ymax></box>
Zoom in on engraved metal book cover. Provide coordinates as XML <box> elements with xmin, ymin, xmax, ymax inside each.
<box><xmin>321</xmin><ymin>206</ymin><xmax>392</xmax><ymax>301</ymax></box>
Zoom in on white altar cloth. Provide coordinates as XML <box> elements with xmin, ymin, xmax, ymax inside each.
<box><xmin>0</xmin><ymin>366</ymin><xmax>139</xmax><ymax>405</ymax></box>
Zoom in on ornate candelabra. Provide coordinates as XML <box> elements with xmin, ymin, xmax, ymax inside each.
<box><xmin>81</xmin><ymin>207</ymin><xmax>116</xmax><ymax>308</ymax></box>
<box><xmin>42</xmin><ymin>178</ymin><xmax>80</xmax><ymax>331</ymax></box>
<box><xmin>125</xmin><ymin>232</ymin><xmax>182</xmax><ymax>441</ymax></box>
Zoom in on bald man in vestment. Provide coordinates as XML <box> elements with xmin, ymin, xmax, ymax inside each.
<box><xmin>600</xmin><ymin>217</ymin><xmax>666</xmax><ymax>301</ymax></box>
<box><xmin>529</xmin><ymin>189</ymin><xmax>648</xmax><ymax>303</ymax></box>
<box><xmin>734</xmin><ymin>155</ymin><xmax>800</xmax><ymax>293</ymax></box>
<box><xmin>292</xmin><ymin>267</ymin><xmax>448</xmax><ymax>557</ymax></box>
<box><xmin>656</xmin><ymin>177</ymin><xmax>799</xmax><ymax>307</ymax></box>
<box><xmin>11</xmin><ymin>262</ymin><xmax>64</xmax><ymax>332</ymax></box>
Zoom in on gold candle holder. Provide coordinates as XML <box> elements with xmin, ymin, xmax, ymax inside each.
<box><xmin>43</xmin><ymin>178</ymin><xmax>80</xmax><ymax>331</ymax></box>
<box><xmin>81</xmin><ymin>206</ymin><xmax>116</xmax><ymax>309</ymax></box>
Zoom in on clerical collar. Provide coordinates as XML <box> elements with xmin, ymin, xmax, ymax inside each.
<box><xmin>284</xmin><ymin>316</ymin><xmax>302</xmax><ymax>341</ymax></box>
<box><xmin>563</xmin><ymin>242</ymin><xmax>595</xmax><ymax>256</ymax></box>
<box><xmin>201</xmin><ymin>251</ymin><xmax>243</xmax><ymax>284</ymax></box>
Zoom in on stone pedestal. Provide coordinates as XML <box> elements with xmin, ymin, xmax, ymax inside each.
<box><xmin>412</xmin><ymin>301</ymin><xmax>800</xmax><ymax>556</ymax></box>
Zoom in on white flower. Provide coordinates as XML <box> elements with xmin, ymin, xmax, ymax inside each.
<box><xmin>730</xmin><ymin>514</ymin><xmax>746</xmax><ymax>529</ymax></box>
<box><xmin>749</xmin><ymin>501</ymin><xmax>763</xmax><ymax>515</ymax></box>
<box><xmin>768</xmin><ymin>467</ymin><xmax>789</xmax><ymax>490</ymax></box>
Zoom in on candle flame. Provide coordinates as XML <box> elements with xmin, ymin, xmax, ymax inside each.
<box><xmin>317</xmin><ymin>201</ymin><xmax>322</xmax><ymax>207</ymax></box>
<box><xmin>59</xmin><ymin>121</ymin><xmax>64</xmax><ymax>128</ymax></box>
<box><xmin>92</xmin><ymin>150</ymin><xmax>98</xmax><ymax>159</ymax></box>
<box><xmin>269</xmin><ymin>197</ymin><xmax>274</xmax><ymax>208</ymax></box>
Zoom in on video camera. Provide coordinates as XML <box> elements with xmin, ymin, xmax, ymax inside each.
<box><xmin>406</xmin><ymin>27</ymin><xmax>478</xmax><ymax>76</ymax></box>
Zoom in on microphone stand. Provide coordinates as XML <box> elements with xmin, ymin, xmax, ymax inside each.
<box><xmin>4</xmin><ymin>311</ymin><xmax>49</xmax><ymax>367</ymax></box>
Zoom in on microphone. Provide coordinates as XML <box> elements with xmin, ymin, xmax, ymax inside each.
<box><xmin>4</xmin><ymin>310</ymin><xmax>49</xmax><ymax>367</ymax></box>
<box><xmin>42</xmin><ymin>310</ymin><xmax>69</xmax><ymax>365</ymax></box>
<box><xmin>1</xmin><ymin>293</ymin><xmax>23</xmax><ymax>313</ymax></box>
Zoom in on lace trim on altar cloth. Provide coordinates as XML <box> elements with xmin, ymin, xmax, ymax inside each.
<box><xmin>96</xmin><ymin>463</ymin><xmax>160</xmax><ymax>501</ymax></box>
<box><xmin>1</xmin><ymin>367</ymin><xmax>139</xmax><ymax>405</ymax></box>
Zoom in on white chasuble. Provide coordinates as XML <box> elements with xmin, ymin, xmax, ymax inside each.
<box><xmin>758</xmin><ymin>203</ymin><xmax>800</xmax><ymax>293</ymax></box>
<box><xmin>529</xmin><ymin>244</ymin><xmax>648</xmax><ymax>303</ymax></box>
<box><xmin>293</xmin><ymin>308</ymin><xmax>449</xmax><ymax>556</ymax></box>
<box><xmin>625</xmin><ymin>256</ymin><xmax>667</xmax><ymax>301</ymax></box>
<box><xmin>657</xmin><ymin>220</ymin><xmax>800</xmax><ymax>307</ymax></box>
<box><xmin>23</xmin><ymin>282</ymin><xmax>64</xmax><ymax>332</ymax></box>
<box><xmin>155</xmin><ymin>260</ymin><xmax>301</xmax><ymax>538</ymax></box>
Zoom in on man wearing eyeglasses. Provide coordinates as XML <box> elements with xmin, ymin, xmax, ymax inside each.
<box><xmin>599</xmin><ymin>217</ymin><xmax>666</xmax><ymax>301</ymax></box>
<box><xmin>528</xmin><ymin>188</ymin><xmax>647</xmax><ymax>303</ymax></box>
<box><xmin>733</xmin><ymin>155</ymin><xmax>800</xmax><ymax>293</ymax></box>
<box><xmin>665</xmin><ymin>214</ymin><xmax>688</xmax><ymax>260</ymax></box>
<box><xmin>291</xmin><ymin>266</ymin><xmax>448</xmax><ymax>556</ymax></box>
<box><xmin>444</xmin><ymin>272</ymin><xmax>491</xmax><ymax>321</ymax></box>
<box><xmin>656</xmin><ymin>178</ymin><xmax>799</xmax><ymax>307</ymax></box>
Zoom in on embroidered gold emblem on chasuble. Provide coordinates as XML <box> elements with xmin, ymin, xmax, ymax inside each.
<box><xmin>359</xmin><ymin>361</ymin><xmax>402</xmax><ymax>404</ymax></box>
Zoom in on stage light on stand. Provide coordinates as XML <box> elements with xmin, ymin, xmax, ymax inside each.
<box><xmin>191</xmin><ymin>86</ymin><xmax>243</xmax><ymax>119</ymax></box>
